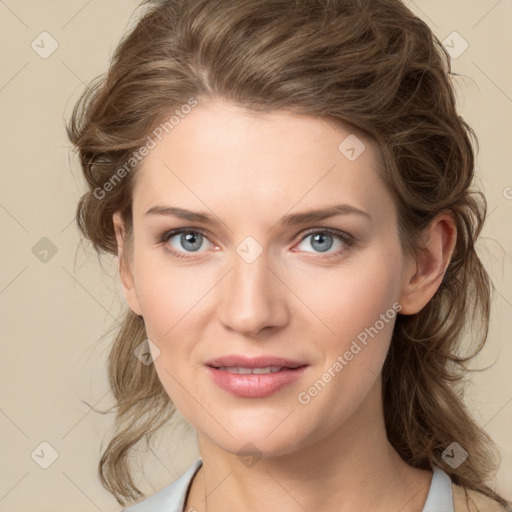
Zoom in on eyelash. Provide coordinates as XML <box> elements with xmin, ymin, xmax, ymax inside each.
<box><xmin>158</xmin><ymin>227</ymin><xmax>356</xmax><ymax>261</ymax></box>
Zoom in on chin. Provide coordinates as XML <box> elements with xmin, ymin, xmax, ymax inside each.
<box><xmin>196</xmin><ymin>412</ymin><xmax>315</xmax><ymax>459</ymax></box>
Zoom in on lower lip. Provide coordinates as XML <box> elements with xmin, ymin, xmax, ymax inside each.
<box><xmin>206</xmin><ymin>366</ymin><xmax>308</xmax><ymax>398</ymax></box>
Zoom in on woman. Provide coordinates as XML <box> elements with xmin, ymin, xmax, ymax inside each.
<box><xmin>67</xmin><ymin>0</ymin><xmax>511</xmax><ymax>510</ymax></box>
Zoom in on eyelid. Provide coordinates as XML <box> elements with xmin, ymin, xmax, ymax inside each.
<box><xmin>293</xmin><ymin>227</ymin><xmax>354</xmax><ymax>244</ymax></box>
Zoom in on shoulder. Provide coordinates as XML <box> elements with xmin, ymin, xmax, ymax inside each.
<box><xmin>451</xmin><ymin>482</ymin><xmax>511</xmax><ymax>512</ymax></box>
<box><xmin>121</xmin><ymin>458</ymin><xmax>202</xmax><ymax>512</ymax></box>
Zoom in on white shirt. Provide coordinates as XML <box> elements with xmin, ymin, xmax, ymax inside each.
<box><xmin>123</xmin><ymin>458</ymin><xmax>454</xmax><ymax>512</ymax></box>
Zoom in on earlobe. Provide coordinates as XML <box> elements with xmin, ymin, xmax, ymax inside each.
<box><xmin>112</xmin><ymin>211</ymin><xmax>143</xmax><ymax>317</ymax></box>
<box><xmin>398</xmin><ymin>212</ymin><xmax>457</xmax><ymax>315</ymax></box>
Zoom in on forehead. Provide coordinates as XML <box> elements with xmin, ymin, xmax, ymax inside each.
<box><xmin>132</xmin><ymin>100</ymin><xmax>394</xmax><ymax>224</ymax></box>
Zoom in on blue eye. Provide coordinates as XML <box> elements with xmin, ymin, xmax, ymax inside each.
<box><xmin>295</xmin><ymin>229</ymin><xmax>353</xmax><ymax>257</ymax></box>
<box><xmin>160</xmin><ymin>229</ymin><xmax>211</xmax><ymax>258</ymax></box>
<box><xmin>159</xmin><ymin>228</ymin><xmax>355</xmax><ymax>260</ymax></box>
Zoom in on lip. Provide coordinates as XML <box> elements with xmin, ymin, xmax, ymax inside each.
<box><xmin>205</xmin><ymin>355</ymin><xmax>306</xmax><ymax>369</ymax></box>
<box><xmin>204</xmin><ymin>354</ymin><xmax>309</xmax><ymax>398</ymax></box>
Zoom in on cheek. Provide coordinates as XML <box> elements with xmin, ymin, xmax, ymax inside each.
<box><xmin>132</xmin><ymin>247</ymin><xmax>209</xmax><ymax>335</ymax></box>
<box><xmin>289</xmin><ymin>246</ymin><xmax>402</xmax><ymax>410</ymax></box>
<box><xmin>287</xmin><ymin>245</ymin><xmax>403</xmax><ymax>349</ymax></box>
<box><xmin>132</xmin><ymin>257</ymin><xmax>209</xmax><ymax>411</ymax></box>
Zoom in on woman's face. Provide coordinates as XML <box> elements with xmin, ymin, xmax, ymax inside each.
<box><xmin>115</xmin><ymin>99</ymin><xmax>416</xmax><ymax>457</ymax></box>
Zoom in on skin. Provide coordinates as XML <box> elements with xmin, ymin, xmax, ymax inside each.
<box><xmin>113</xmin><ymin>99</ymin><xmax>457</xmax><ymax>512</ymax></box>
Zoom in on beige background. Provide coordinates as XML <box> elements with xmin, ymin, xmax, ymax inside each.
<box><xmin>0</xmin><ymin>1</ymin><xmax>511</xmax><ymax>510</ymax></box>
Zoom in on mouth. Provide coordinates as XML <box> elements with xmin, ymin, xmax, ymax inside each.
<box><xmin>204</xmin><ymin>355</ymin><xmax>309</xmax><ymax>398</ymax></box>
<box><xmin>214</xmin><ymin>366</ymin><xmax>285</xmax><ymax>374</ymax></box>
<box><xmin>205</xmin><ymin>355</ymin><xmax>306</xmax><ymax>370</ymax></box>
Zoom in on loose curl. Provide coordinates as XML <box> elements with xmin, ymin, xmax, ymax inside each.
<box><xmin>66</xmin><ymin>0</ymin><xmax>510</xmax><ymax>507</ymax></box>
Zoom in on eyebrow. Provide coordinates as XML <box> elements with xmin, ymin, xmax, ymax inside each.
<box><xmin>144</xmin><ymin>203</ymin><xmax>372</xmax><ymax>226</ymax></box>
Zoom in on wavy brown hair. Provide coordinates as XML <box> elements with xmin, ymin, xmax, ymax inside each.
<box><xmin>66</xmin><ymin>0</ymin><xmax>510</xmax><ymax>507</ymax></box>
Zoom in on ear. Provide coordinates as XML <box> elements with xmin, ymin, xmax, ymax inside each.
<box><xmin>398</xmin><ymin>211</ymin><xmax>457</xmax><ymax>315</ymax></box>
<box><xmin>113</xmin><ymin>211</ymin><xmax>143</xmax><ymax>316</ymax></box>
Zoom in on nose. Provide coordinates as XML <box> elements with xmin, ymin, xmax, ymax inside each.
<box><xmin>217</xmin><ymin>247</ymin><xmax>290</xmax><ymax>337</ymax></box>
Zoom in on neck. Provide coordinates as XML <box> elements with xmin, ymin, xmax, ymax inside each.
<box><xmin>185</xmin><ymin>379</ymin><xmax>432</xmax><ymax>512</ymax></box>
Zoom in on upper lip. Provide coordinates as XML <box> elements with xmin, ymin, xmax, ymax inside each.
<box><xmin>205</xmin><ymin>355</ymin><xmax>307</xmax><ymax>369</ymax></box>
